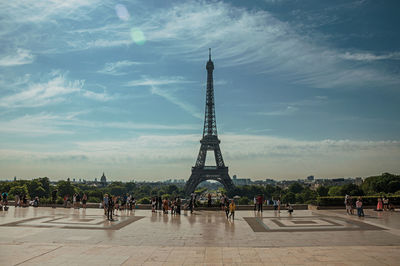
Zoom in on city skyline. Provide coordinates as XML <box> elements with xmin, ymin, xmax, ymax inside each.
<box><xmin>1</xmin><ymin>0</ymin><xmax>399</xmax><ymax>181</ymax></box>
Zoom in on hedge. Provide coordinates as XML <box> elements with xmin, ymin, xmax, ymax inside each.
<box><xmin>317</xmin><ymin>196</ymin><xmax>400</xmax><ymax>206</ymax></box>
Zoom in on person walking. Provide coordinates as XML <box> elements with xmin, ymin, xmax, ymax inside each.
<box><xmin>356</xmin><ymin>197</ymin><xmax>364</xmax><ymax>217</ymax></box>
<box><xmin>176</xmin><ymin>196</ymin><xmax>181</xmax><ymax>215</ymax></box>
<box><xmin>345</xmin><ymin>195</ymin><xmax>352</xmax><ymax>214</ymax></box>
<box><xmin>229</xmin><ymin>200</ymin><xmax>236</xmax><ymax>220</ymax></box>
<box><xmin>208</xmin><ymin>193</ymin><xmax>212</xmax><ymax>207</ymax></box>
<box><xmin>103</xmin><ymin>194</ymin><xmax>109</xmax><ymax>216</ymax></box>
<box><xmin>257</xmin><ymin>195</ymin><xmax>263</xmax><ymax>212</ymax></box>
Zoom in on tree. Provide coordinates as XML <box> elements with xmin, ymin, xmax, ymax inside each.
<box><xmin>57</xmin><ymin>181</ymin><xmax>76</xmax><ymax>197</ymax></box>
<box><xmin>282</xmin><ymin>192</ymin><xmax>296</xmax><ymax>204</ymax></box>
<box><xmin>328</xmin><ymin>186</ymin><xmax>342</xmax><ymax>196</ymax></box>
<box><xmin>27</xmin><ymin>180</ymin><xmax>46</xmax><ymax>198</ymax></box>
<box><xmin>317</xmin><ymin>186</ymin><xmax>329</xmax><ymax>197</ymax></box>
<box><xmin>288</xmin><ymin>182</ymin><xmax>303</xmax><ymax>194</ymax></box>
<box><xmin>388</xmin><ymin>181</ymin><xmax>400</xmax><ymax>193</ymax></box>
<box><xmin>9</xmin><ymin>184</ymin><xmax>28</xmax><ymax>197</ymax></box>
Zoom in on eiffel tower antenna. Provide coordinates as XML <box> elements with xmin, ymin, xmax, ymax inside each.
<box><xmin>184</xmin><ymin>49</ymin><xmax>235</xmax><ymax>195</ymax></box>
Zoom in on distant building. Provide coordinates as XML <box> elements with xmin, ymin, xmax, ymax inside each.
<box><xmin>307</xmin><ymin>175</ymin><xmax>314</xmax><ymax>181</ymax></box>
<box><xmin>94</xmin><ymin>178</ymin><xmax>97</xmax><ymax>182</ymax></box>
<box><xmin>13</xmin><ymin>176</ymin><xmax>16</xmax><ymax>181</ymax></box>
<box><xmin>232</xmin><ymin>175</ymin><xmax>252</xmax><ymax>186</ymax></box>
<box><xmin>100</xmin><ymin>172</ymin><xmax>107</xmax><ymax>186</ymax></box>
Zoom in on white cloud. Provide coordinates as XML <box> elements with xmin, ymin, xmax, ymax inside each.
<box><xmin>125</xmin><ymin>76</ymin><xmax>194</xmax><ymax>87</ymax></box>
<box><xmin>1</xmin><ymin>134</ymin><xmax>399</xmax><ymax>180</ymax></box>
<box><xmin>0</xmin><ymin>49</ymin><xmax>34</xmax><ymax>66</ymax></box>
<box><xmin>255</xmin><ymin>106</ymin><xmax>298</xmax><ymax>116</ymax></box>
<box><xmin>82</xmin><ymin>90</ymin><xmax>113</xmax><ymax>101</ymax></box>
<box><xmin>0</xmin><ymin>74</ymin><xmax>84</xmax><ymax>108</ymax></box>
<box><xmin>97</xmin><ymin>60</ymin><xmax>142</xmax><ymax>76</ymax></box>
<box><xmin>340</xmin><ymin>52</ymin><xmax>400</xmax><ymax>61</ymax></box>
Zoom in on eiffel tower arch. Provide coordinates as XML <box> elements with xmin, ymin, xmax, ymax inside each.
<box><xmin>184</xmin><ymin>49</ymin><xmax>235</xmax><ymax>195</ymax></box>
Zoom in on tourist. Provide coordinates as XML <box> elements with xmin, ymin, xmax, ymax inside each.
<box><xmin>224</xmin><ymin>199</ymin><xmax>229</xmax><ymax>218</ymax></box>
<box><xmin>277</xmin><ymin>198</ymin><xmax>281</xmax><ymax>213</ymax></box>
<box><xmin>1</xmin><ymin>192</ymin><xmax>8</xmax><ymax>210</ymax></box>
<box><xmin>114</xmin><ymin>196</ymin><xmax>119</xmax><ymax>216</ymax></box>
<box><xmin>208</xmin><ymin>193</ymin><xmax>212</xmax><ymax>207</ymax></box>
<box><xmin>257</xmin><ymin>194</ymin><xmax>263</xmax><ymax>212</ymax></box>
<box><xmin>151</xmin><ymin>197</ymin><xmax>156</xmax><ymax>212</ymax></box>
<box><xmin>383</xmin><ymin>197</ymin><xmax>389</xmax><ymax>211</ymax></box>
<box><xmin>176</xmin><ymin>196</ymin><xmax>181</xmax><ymax>215</ymax></box>
<box><xmin>51</xmin><ymin>189</ymin><xmax>57</xmax><ymax>208</ymax></box>
<box><xmin>356</xmin><ymin>197</ymin><xmax>364</xmax><ymax>217</ymax></box>
<box><xmin>349</xmin><ymin>196</ymin><xmax>354</xmax><ymax>215</ymax></box>
<box><xmin>15</xmin><ymin>194</ymin><xmax>20</xmax><ymax>207</ymax></box>
<box><xmin>345</xmin><ymin>195</ymin><xmax>352</xmax><ymax>214</ymax></box>
<box><xmin>107</xmin><ymin>195</ymin><xmax>114</xmax><ymax>221</ymax></box>
<box><xmin>63</xmin><ymin>195</ymin><xmax>68</xmax><ymax>208</ymax></box>
<box><xmin>376</xmin><ymin>197</ymin><xmax>383</xmax><ymax>211</ymax></box>
<box><xmin>33</xmin><ymin>196</ymin><xmax>39</xmax><ymax>207</ymax></box>
<box><xmin>22</xmin><ymin>194</ymin><xmax>27</xmax><ymax>207</ymax></box>
<box><xmin>103</xmin><ymin>194</ymin><xmax>109</xmax><ymax>215</ymax></box>
<box><xmin>287</xmin><ymin>203</ymin><xmax>293</xmax><ymax>214</ymax></box>
<box><xmin>132</xmin><ymin>197</ymin><xmax>136</xmax><ymax>210</ymax></box>
<box><xmin>229</xmin><ymin>200</ymin><xmax>236</xmax><ymax>220</ymax></box>
<box><xmin>73</xmin><ymin>193</ymin><xmax>77</xmax><ymax>208</ymax></box>
<box><xmin>77</xmin><ymin>193</ymin><xmax>82</xmax><ymax>209</ymax></box>
<box><xmin>82</xmin><ymin>193</ymin><xmax>87</xmax><ymax>209</ymax></box>
<box><xmin>253</xmin><ymin>196</ymin><xmax>257</xmax><ymax>211</ymax></box>
<box><xmin>163</xmin><ymin>198</ymin><xmax>169</xmax><ymax>214</ymax></box>
<box><xmin>220</xmin><ymin>195</ymin><xmax>225</xmax><ymax>210</ymax></box>
<box><xmin>273</xmin><ymin>199</ymin><xmax>278</xmax><ymax>211</ymax></box>
<box><xmin>158</xmin><ymin>196</ymin><xmax>162</xmax><ymax>211</ymax></box>
<box><xmin>189</xmin><ymin>196</ymin><xmax>194</xmax><ymax>214</ymax></box>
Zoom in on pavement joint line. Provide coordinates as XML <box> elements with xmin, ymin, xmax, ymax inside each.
<box><xmin>13</xmin><ymin>245</ymin><xmax>62</xmax><ymax>266</ymax></box>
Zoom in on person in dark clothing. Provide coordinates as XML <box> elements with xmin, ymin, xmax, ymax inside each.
<box><xmin>51</xmin><ymin>190</ymin><xmax>57</xmax><ymax>208</ymax></box>
<box><xmin>108</xmin><ymin>195</ymin><xmax>114</xmax><ymax>220</ymax></box>
<box><xmin>158</xmin><ymin>196</ymin><xmax>162</xmax><ymax>211</ymax></box>
<box><xmin>208</xmin><ymin>193</ymin><xmax>212</xmax><ymax>207</ymax></box>
<box><xmin>176</xmin><ymin>197</ymin><xmax>181</xmax><ymax>215</ymax></box>
<box><xmin>257</xmin><ymin>195</ymin><xmax>263</xmax><ymax>212</ymax></box>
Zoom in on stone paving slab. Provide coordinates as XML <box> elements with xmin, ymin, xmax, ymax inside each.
<box><xmin>0</xmin><ymin>207</ymin><xmax>399</xmax><ymax>265</ymax></box>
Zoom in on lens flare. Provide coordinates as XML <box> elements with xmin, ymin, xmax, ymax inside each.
<box><xmin>130</xmin><ymin>28</ymin><xmax>146</xmax><ymax>45</ymax></box>
<box><xmin>115</xmin><ymin>4</ymin><xmax>130</xmax><ymax>21</ymax></box>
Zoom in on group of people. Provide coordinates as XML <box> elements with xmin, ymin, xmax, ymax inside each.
<box><xmin>376</xmin><ymin>196</ymin><xmax>395</xmax><ymax>211</ymax></box>
<box><xmin>151</xmin><ymin>196</ymin><xmax>182</xmax><ymax>215</ymax></box>
<box><xmin>61</xmin><ymin>193</ymin><xmax>88</xmax><ymax>209</ymax></box>
<box><xmin>102</xmin><ymin>193</ymin><xmax>137</xmax><ymax>221</ymax></box>
<box><xmin>13</xmin><ymin>193</ymin><xmax>29</xmax><ymax>207</ymax></box>
<box><xmin>345</xmin><ymin>195</ymin><xmax>365</xmax><ymax>217</ymax></box>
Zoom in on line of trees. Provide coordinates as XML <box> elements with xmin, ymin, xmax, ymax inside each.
<box><xmin>1</xmin><ymin>173</ymin><xmax>399</xmax><ymax>205</ymax></box>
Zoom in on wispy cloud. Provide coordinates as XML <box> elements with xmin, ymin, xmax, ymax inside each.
<box><xmin>0</xmin><ymin>49</ymin><xmax>35</xmax><ymax>66</ymax></box>
<box><xmin>255</xmin><ymin>106</ymin><xmax>298</xmax><ymax>116</ymax></box>
<box><xmin>149</xmin><ymin>85</ymin><xmax>202</xmax><ymax>119</ymax></box>
<box><xmin>125</xmin><ymin>76</ymin><xmax>194</xmax><ymax>87</ymax></box>
<box><xmin>82</xmin><ymin>90</ymin><xmax>114</xmax><ymax>101</ymax></box>
<box><xmin>97</xmin><ymin>60</ymin><xmax>142</xmax><ymax>76</ymax></box>
<box><xmin>339</xmin><ymin>52</ymin><xmax>400</xmax><ymax>61</ymax></box>
<box><xmin>0</xmin><ymin>73</ymin><xmax>84</xmax><ymax>108</ymax></box>
<box><xmin>1</xmin><ymin>134</ymin><xmax>399</xmax><ymax>179</ymax></box>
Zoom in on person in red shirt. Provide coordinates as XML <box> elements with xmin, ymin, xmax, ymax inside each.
<box><xmin>257</xmin><ymin>195</ymin><xmax>263</xmax><ymax>212</ymax></box>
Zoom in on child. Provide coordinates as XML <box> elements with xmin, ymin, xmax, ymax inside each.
<box><xmin>229</xmin><ymin>200</ymin><xmax>236</xmax><ymax>220</ymax></box>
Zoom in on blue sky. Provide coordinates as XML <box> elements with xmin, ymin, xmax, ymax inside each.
<box><xmin>0</xmin><ymin>0</ymin><xmax>399</xmax><ymax>181</ymax></box>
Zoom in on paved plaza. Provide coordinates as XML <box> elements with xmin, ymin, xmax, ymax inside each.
<box><xmin>0</xmin><ymin>207</ymin><xmax>399</xmax><ymax>265</ymax></box>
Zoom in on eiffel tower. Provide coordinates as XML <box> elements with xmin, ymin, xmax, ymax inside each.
<box><xmin>184</xmin><ymin>49</ymin><xmax>235</xmax><ymax>195</ymax></box>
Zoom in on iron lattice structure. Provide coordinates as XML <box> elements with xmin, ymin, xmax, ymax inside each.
<box><xmin>184</xmin><ymin>49</ymin><xmax>235</xmax><ymax>195</ymax></box>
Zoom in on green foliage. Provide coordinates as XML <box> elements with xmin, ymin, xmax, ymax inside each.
<box><xmin>238</xmin><ymin>196</ymin><xmax>250</xmax><ymax>205</ymax></box>
<box><xmin>362</xmin><ymin>173</ymin><xmax>400</xmax><ymax>194</ymax></box>
<box><xmin>138</xmin><ymin>197</ymin><xmax>150</xmax><ymax>204</ymax></box>
<box><xmin>288</xmin><ymin>182</ymin><xmax>303</xmax><ymax>194</ymax></box>
<box><xmin>9</xmin><ymin>184</ymin><xmax>28</xmax><ymax>196</ymax></box>
<box><xmin>316</xmin><ymin>186</ymin><xmax>329</xmax><ymax>196</ymax></box>
<box><xmin>282</xmin><ymin>192</ymin><xmax>296</xmax><ymax>204</ymax></box>
<box><xmin>57</xmin><ymin>180</ymin><xmax>76</xmax><ymax>197</ymax></box>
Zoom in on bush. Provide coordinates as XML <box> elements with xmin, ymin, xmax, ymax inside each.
<box><xmin>238</xmin><ymin>196</ymin><xmax>250</xmax><ymax>205</ymax></box>
<box><xmin>138</xmin><ymin>197</ymin><xmax>150</xmax><ymax>204</ymax></box>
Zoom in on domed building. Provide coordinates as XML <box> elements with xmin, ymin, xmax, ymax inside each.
<box><xmin>100</xmin><ymin>172</ymin><xmax>107</xmax><ymax>186</ymax></box>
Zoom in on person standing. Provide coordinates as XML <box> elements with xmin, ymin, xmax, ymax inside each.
<box><xmin>383</xmin><ymin>197</ymin><xmax>389</xmax><ymax>211</ymax></box>
<box><xmin>51</xmin><ymin>189</ymin><xmax>57</xmax><ymax>208</ymax></box>
<box><xmin>345</xmin><ymin>195</ymin><xmax>352</xmax><ymax>214</ymax></box>
<box><xmin>107</xmin><ymin>195</ymin><xmax>114</xmax><ymax>221</ymax></box>
<box><xmin>82</xmin><ymin>193</ymin><xmax>87</xmax><ymax>209</ymax></box>
<box><xmin>176</xmin><ymin>196</ymin><xmax>181</xmax><ymax>215</ymax></box>
<box><xmin>257</xmin><ymin>195</ymin><xmax>263</xmax><ymax>212</ymax></box>
<box><xmin>356</xmin><ymin>197</ymin><xmax>364</xmax><ymax>217</ymax></box>
<box><xmin>277</xmin><ymin>198</ymin><xmax>281</xmax><ymax>213</ymax></box>
<box><xmin>76</xmin><ymin>193</ymin><xmax>81</xmax><ymax>209</ymax></box>
<box><xmin>103</xmin><ymin>194</ymin><xmax>109</xmax><ymax>216</ymax></box>
<box><xmin>376</xmin><ymin>197</ymin><xmax>383</xmax><ymax>211</ymax></box>
<box><xmin>253</xmin><ymin>196</ymin><xmax>257</xmax><ymax>211</ymax></box>
<box><xmin>208</xmin><ymin>193</ymin><xmax>212</xmax><ymax>207</ymax></box>
<box><xmin>229</xmin><ymin>200</ymin><xmax>236</xmax><ymax>220</ymax></box>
